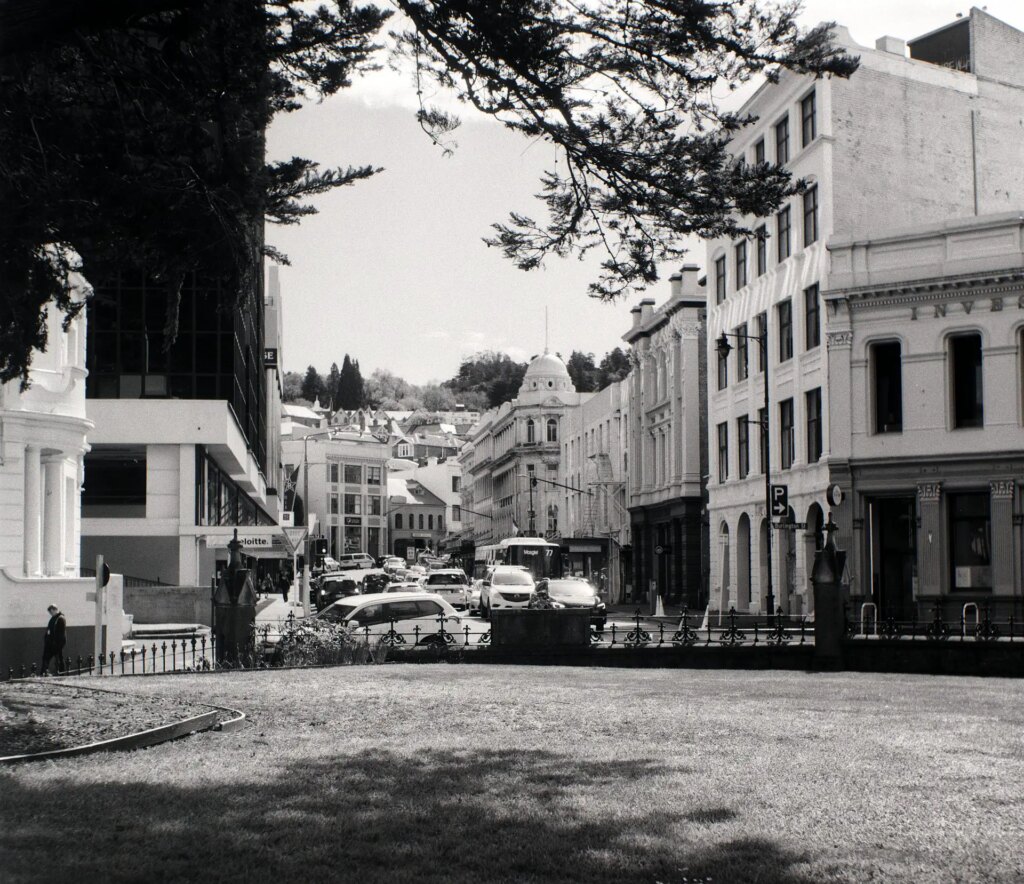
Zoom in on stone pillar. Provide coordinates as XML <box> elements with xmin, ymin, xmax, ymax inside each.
<box><xmin>916</xmin><ymin>482</ymin><xmax>943</xmax><ymax>600</ymax></box>
<box><xmin>23</xmin><ymin>445</ymin><xmax>42</xmax><ymax>577</ymax></box>
<box><xmin>43</xmin><ymin>455</ymin><xmax>65</xmax><ymax>576</ymax></box>
<box><xmin>989</xmin><ymin>479</ymin><xmax>1016</xmax><ymax>599</ymax></box>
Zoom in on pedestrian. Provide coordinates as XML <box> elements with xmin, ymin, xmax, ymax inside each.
<box><xmin>41</xmin><ymin>604</ymin><xmax>66</xmax><ymax>675</ymax></box>
<box><xmin>260</xmin><ymin>574</ymin><xmax>274</xmax><ymax>598</ymax></box>
<box><xmin>528</xmin><ymin>579</ymin><xmax>557</xmax><ymax>610</ymax></box>
<box><xmin>279</xmin><ymin>571</ymin><xmax>290</xmax><ymax>603</ymax></box>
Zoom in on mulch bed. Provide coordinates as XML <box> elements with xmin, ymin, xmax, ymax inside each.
<box><xmin>0</xmin><ymin>680</ymin><xmax>214</xmax><ymax>758</ymax></box>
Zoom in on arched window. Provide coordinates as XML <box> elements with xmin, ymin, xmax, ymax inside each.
<box><xmin>428</xmin><ymin>514</ymin><xmax>434</xmax><ymax>530</ymax></box>
<box><xmin>418</xmin><ymin>513</ymin><xmax>424</xmax><ymax>530</ymax></box>
<box><xmin>395</xmin><ymin>513</ymin><xmax>403</xmax><ymax>529</ymax></box>
<box><xmin>526</xmin><ymin>419</ymin><xmax>536</xmax><ymax>443</ymax></box>
<box><xmin>546</xmin><ymin>418</ymin><xmax>558</xmax><ymax>443</ymax></box>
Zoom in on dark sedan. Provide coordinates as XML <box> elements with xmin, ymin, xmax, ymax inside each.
<box><xmin>536</xmin><ymin>579</ymin><xmax>607</xmax><ymax>631</ymax></box>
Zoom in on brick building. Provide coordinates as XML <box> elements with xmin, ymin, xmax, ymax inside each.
<box><xmin>706</xmin><ymin>9</ymin><xmax>1024</xmax><ymax>616</ymax></box>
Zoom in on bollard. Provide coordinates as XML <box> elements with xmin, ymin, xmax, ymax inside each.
<box><xmin>811</xmin><ymin>513</ymin><xmax>845</xmax><ymax>669</ymax></box>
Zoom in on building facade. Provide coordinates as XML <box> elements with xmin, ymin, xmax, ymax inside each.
<box><xmin>388</xmin><ymin>473</ymin><xmax>447</xmax><ymax>559</ymax></box>
<box><xmin>825</xmin><ymin>212</ymin><xmax>1024</xmax><ymax>620</ymax></box>
<box><xmin>559</xmin><ymin>379</ymin><xmax>631</xmax><ymax>601</ymax></box>
<box><xmin>281</xmin><ymin>428</ymin><xmax>390</xmax><ymax>561</ymax></box>
<box><xmin>706</xmin><ymin>9</ymin><xmax>1024</xmax><ymax>616</ymax></box>
<box><xmin>623</xmin><ymin>265</ymin><xmax>708</xmax><ymax>610</ymax></box>
<box><xmin>81</xmin><ymin>265</ymin><xmax>283</xmax><ymax>585</ymax></box>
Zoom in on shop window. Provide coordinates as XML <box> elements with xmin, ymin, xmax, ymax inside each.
<box><xmin>951</xmin><ymin>334</ymin><xmax>984</xmax><ymax>428</ymax></box>
<box><xmin>948</xmin><ymin>492</ymin><xmax>991</xmax><ymax>591</ymax></box>
<box><xmin>871</xmin><ymin>341</ymin><xmax>903</xmax><ymax>433</ymax></box>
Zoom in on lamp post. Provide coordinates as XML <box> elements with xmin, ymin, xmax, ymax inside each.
<box><xmin>299</xmin><ymin>427</ymin><xmax>335</xmax><ymax>615</ymax></box>
<box><xmin>716</xmin><ymin>328</ymin><xmax>775</xmax><ymax>621</ymax></box>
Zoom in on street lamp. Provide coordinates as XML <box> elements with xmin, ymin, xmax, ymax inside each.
<box><xmin>716</xmin><ymin>329</ymin><xmax>776</xmax><ymax>621</ymax></box>
<box><xmin>298</xmin><ymin>427</ymin><xmax>336</xmax><ymax>614</ymax></box>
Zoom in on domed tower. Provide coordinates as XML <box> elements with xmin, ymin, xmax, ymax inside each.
<box><xmin>517</xmin><ymin>351</ymin><xmax>576</xmax><ymax>403</ymax></box>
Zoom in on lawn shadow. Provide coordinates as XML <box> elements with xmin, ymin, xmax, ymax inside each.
<box><xmin>1</xmin><ymin>748</ymin><xmax>815</xmax><ymax>883</ymax></box>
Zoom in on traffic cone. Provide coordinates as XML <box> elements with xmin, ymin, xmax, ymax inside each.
<box><xmin>654</xmin><ymin>595</ymin><xmax>665</xmax><ymax>617</ymax></box>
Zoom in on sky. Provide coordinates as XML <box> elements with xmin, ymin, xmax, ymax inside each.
<box><xmin>266</xmin><ymin>1</ymin><xmax>1024</xmax><ymax>386</ymax></box>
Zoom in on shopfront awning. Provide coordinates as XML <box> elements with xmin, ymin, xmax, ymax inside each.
<box><xmin>202</xmin><ymin>527</ymin><xmax>302</xmax><ymax>558</ymax></box>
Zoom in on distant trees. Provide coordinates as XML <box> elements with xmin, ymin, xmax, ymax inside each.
<box><xmin>282</xmin><ymin>371</ymin><xmax>304</xmax><ymax>402</ymax></box>
<box><xmin>336</xmin><ymin>355</ymin><xmax>364</xmax><ymax>410</ymax></box>
<box><xmin>300</xmin><ymin>366</ymin><xmax>323</xmax><ymax>403</ymax></box>
<box><xmin>566</xmin><ymin>351</ymin><xmax>598</xmax><ymax>393</ymax></box>
<box><xmin>444</xmin><ymin>351</ymin><xmax>528</xmax><ymax>409</ymax></box>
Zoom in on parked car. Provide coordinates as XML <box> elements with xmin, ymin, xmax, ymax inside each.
<box><xmin>537</xmin><ymin>578</ymin><xmax>607</xmax><ymax>631</ymax></box>
<box><xmin>382</xmin><ymin>556</ymin><xmax>405</xmax><ymax>573</ymax></box>
<box><xmin>421</xmin><ymin>569</ymin><xmax>471</xmax><ymax>610</ymax></box>
<box><xmin>359</xmin><ymin>569</ymin><xmax>391</xmax><ymax>595</ymax></box>
<box><xmin>479</xmin><ymin>566</ymin><xmax>536</xmax><ymax>619</ymax></box>
<box><xmin>312</xmin><ymin>555</ymin><xmax>341</xmax><ymax>578</ymax></box>
<box><xmin>336</xmin><ymin>552</ymin><xmax>377</xmax><ymax>570</ymax></box>
<box><xmin>314</xmin><ymin>592</ymin><xmax>470</xmax><ymax>647</ymax></box>
<box><xmin>313</xmin><ymin>572</ymin><xmax>361</xmax><ymax>610</ymax></box>
<box><xmin>385</xmin><ymin>581</ymin><xmax>426</xmax><ymax>593</ymax></box>
<box><xmin>467</xmin><ymin>580</ymin><xmax>482</xmax><ymax>614</ymax></box>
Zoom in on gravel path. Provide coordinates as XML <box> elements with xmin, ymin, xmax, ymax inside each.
<box><xmin>0</xmin><ymin>679</ymin><xmax>215</xmax><ymax>757</ymax></box>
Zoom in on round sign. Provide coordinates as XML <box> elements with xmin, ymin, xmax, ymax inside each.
<box><xmin>826</xmin><ymin>484</ymin><xmax>844</xmax><ymax>507</ymax></box>
<box><xmin>655</xmin><ymin>545</ymin><xmax>664</xmax><ymax>555</ymax></box>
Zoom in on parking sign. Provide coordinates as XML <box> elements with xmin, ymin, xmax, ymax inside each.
<box><xmin>771</xmin><ymin>484</ymin><xmax>789</xmax><ymax>517</ymax></box>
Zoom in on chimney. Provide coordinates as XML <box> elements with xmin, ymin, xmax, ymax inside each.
<box><xmin>875</xmin><ymin>35</ymin><xmax>907</xmax><ymax>57</ymax></box>
<box><xmin>630</xmin><ymin>305</ymin><xmax>643</xmax><ymax>330</ymax></box>
<box><xmin>669</xmin><ymin>270</ymin><xmax>683</xmax><ymax>300</ymax></box>
<box><xmin>679</xmin><ymin>264</ymin><xmax>701</xmax><ymax>296</ymax></box>
<box><xmin>639</xmin><ymin>298</ymin><xmax>656</xmax><ymax>322</ymax></box>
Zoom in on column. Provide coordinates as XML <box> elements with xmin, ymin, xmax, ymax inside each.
<box><xmin>43</xmin><ymin>455</ymin><xmax>66</xmax><ymax>576</ymax></box>
<box><xmin>916</xmin><ymin>482</ymin><xmax>943</xmax><ymax>597</ymax></box>
<box><xmin>989</xmin><ymin>479</ymin><xmax>1016</xmax><ymax>599</ymax></box>
<box><xmin>23</xmin><ymin>445</ymin><xmax>42</xmax><ymax>577</ymax></box>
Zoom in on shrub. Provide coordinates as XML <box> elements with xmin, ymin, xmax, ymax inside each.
<box><xmin>274</xmin><ymin>620</ymin><xmax>387</xmax><ymax>667</ymax></box>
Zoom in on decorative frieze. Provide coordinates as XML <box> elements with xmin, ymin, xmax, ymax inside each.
<box><xmin>916</xmin><ymin>482</ymin><xmax>942</xmax><ymax>503</ymax></box>
<box><xmin>826</xmin><ymin>330</ymin><xmax>853</xmax><ymax>349</ymax></box>
<box><xmin>990</xmin><ymin>479</ymin><xmax>1017</xmax><ymax>500</ymax></box>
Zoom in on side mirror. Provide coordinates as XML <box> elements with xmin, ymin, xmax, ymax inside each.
<box><xmin>348</xmin><ymin>619</ymin><xmax>361</xmax><ymax>629</ymax></box>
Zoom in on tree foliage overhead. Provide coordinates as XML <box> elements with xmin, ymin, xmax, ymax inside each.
<box><xmin>1</xmin><ymin>0</ymin><xmax>857</xmax><ymax>386</ymax></box>
<box><xmin>395</xmin><ymin>0</ymin><xmax>858</xmax><ymax>297</ymax></box>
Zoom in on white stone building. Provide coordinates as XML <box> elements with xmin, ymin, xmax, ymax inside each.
<box><xmin>706</xmin><ymin>9</ymin><xmax>1024</xmax><ymax>617</ymax></box>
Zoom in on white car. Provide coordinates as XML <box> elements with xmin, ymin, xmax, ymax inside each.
<box><xmin>314</xmin><ymin>592</ymin><xmax>472</xmax><ymax>647</ymax></box>
<box><xmin>336</xmin><ymin>552</ymin><xmax>377</xmax><ymax>570</ymax></box>
<box><xmin>479</xmin><ymin>566</ymin><xmax>536</xmax><ymax>619</ymax></box>
<box><xmin>421</xmin><ymin>569</ymin><xmax>471</xmax><ymax>610</ymax></box>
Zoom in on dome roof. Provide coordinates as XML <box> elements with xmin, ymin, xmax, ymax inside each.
<box><xmin>524</xmin><ymin>352</ymin><xmax>570</xmax><ymax>379</ymax></box>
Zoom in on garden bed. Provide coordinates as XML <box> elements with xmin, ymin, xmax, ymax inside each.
<box><xmin>0</xmin><ymin>680</ymin><xmax>217</xmax><ymax>758</ymax></box>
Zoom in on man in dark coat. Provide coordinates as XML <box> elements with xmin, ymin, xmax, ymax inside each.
<box><xmin>41</xmin><ymin>604</ymin><xmax>67</xmax><ymax>674</ymax></box>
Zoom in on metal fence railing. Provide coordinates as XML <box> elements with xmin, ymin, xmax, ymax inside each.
<box><xmin>845</xmin><ymin>601</ymin><xmax>1017</xmax><ymax>642</ymax></box>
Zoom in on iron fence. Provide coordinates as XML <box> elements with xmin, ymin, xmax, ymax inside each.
<box><xmin>845</xmin><ymin>601</ymin><xmax>1016</xmax><ymax>642</ymax></box>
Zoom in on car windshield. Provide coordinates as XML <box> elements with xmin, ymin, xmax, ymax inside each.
<box><xmin>319</xmin><ymin>600</ymin><xmax>360</xmax><ymax>620</ymax></box>
<box><xmin>493</xmin><ymin>571</ymin><xmax>533</xmax><ymax>585</ymax></box>
<box><xmin>545</xmin><ymin>581</ymin><xmax>596</xmax><ymax>601</ymax></box>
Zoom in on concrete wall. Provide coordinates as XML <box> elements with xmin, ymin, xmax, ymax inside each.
<box><xmin>81</xmin><ymin>535</ymin><xmax>181</xmax><ymax>585</ymax></box>
<box><xmin>123</xmin><ymin>585</ymin><xmax>212</xmax><ymax>626</ymax></box>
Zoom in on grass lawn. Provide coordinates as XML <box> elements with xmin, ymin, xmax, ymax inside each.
<box><xmin>2</xmin><ymin>666</ymin><xmax>1023</xmax><ymax>883</ymax></box>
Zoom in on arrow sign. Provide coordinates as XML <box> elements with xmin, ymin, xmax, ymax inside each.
<box><xmin>770</xmin><ymin>484</ymin><xmax>789</xmax><ymax>517</ymax></box>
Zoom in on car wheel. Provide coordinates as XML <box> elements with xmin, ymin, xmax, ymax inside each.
<box><xmin>418</xmin><ymin>635</ymin><xmax>445</xmax><ymax>648</ymax></box>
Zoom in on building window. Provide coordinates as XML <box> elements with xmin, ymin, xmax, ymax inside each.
<box><xmin>776</xmin><ymin>206</ymin><xmax>791</xmax><ymax>262</ymax></box>
<box><xmin>758</xmin><ymin>407</ymin><xmax>768</xmax><ymax>474</ymax></box>
<box><xmin>737</xmin><ymin>417</ymin><xmax>750</xmax><ymax>479</ymax></box>
<box><xmin>452</xmin><ymin>505</ymin><xmax>461</xmax><ymax>521</ymax></box>
<box><xmin>804</xmin><ymin>284</ymin><xmax>820</xmax><ymax>350</ymax></box>
<box><xmin>806</xmin><ymin>387</ymin><xmax>822</xmax><ymax>463</ymax></box>
<box><xmin>367</xmin><ymin>466</ymin><xmax>381</xmax><ymax>486</ymax></box>
<box><xmin>714</xmin><ymin>255</ymin><xmax>727</xmax><ymax>304</ymax></box>
<box><xmin>367</xmin><ymin>527</ymin><xmax>380</xmax><ymax>558</ymax></box>
<box><xmin>948</xmin><ymin>491</ymin><xmax>992</xmax><ymax>591</ymax></box>
<box><xmin>717</xmin><ymin>422</ymin><xmax>729</xmax><ymax>482</ymax></box>
<box><xmin>526</xmin><ymin>419</ymin><xmax>536</xmax><ymax>443</ymax></box>
<box><xmin>344</xmin><ymin>464</ymin><xmax>362</xmax><ymax>484</ymax></box>
<box><xmin>754</xmin><ymin>137</ymin><xmax>765</xmax><ymax>165</ymax></box>
<box><xmin>546</xmin><ymin>418</ymin><xmax>558</xmax><ymax>443</ymax></box>
<box><xmin>418</xmin><ymin>513</ymin><xmax>424</xmax><ymax>530</ymax></box>
<box><xmin>802</xmin><ymin>185</ymin><xmax>819</xmax><ymax>247</ymax></box>
<box><xmin>755</xmin><ymin>226</ymin><xmax>767</xmax><ymax>276</ymax></box>
<box><xmin>394</xmin><ymin>513</ymin><xmax>403</xmax><ymax>529</ymax></box>
<box><xmin>872</xmin><ymin>341</ymin><xmax>903</xmax><ymax>433</ymax></box>
<box><xmin>736</xmin><ymin>323</ymin><xmax>749</xmax><ymax>381</ymax></box>
<box><xmin>717</xmin><ymin>345</ymin><xmax>728</xmax><ymax>391</ymax></box>
<box><xmin>368</xmin><ymin>495</ymin><xmax>382</xmax><ymax>516</ymax></box>
<box><xmin>428</xmin><ymin>514</ymin><xmax>434</xmax><ymax>530</ymax></box>
<box><xmin>777</xmin><ymin>299</ymin><xmax>793</xmax><ymax>363</ymax></box>
<box><xmin>344</xmin><ymin>493</ymin><xmax>361</xmax><ymax>515</ymax></box>
<box><xmin>451</xmin><ymin>475</ymin><xmax>461</xmax><ymax>492</ymax></box>
<box><xmin>330</xmin><ymin>495</ymin><xmax>339</xmax><ymax>515</ymax></box>
<box><xmin>82</xmin><ymin>448</ymin><xmax>146</xmax><ymax>518</ymax></box>
<box><xmin>735</xmin><ymin>242</ymin><xmax>747</xmax><ymax>290</ymax></box>
<box><xmin>779</xmin><ymin>398</ymin><xmax>795</xmax><ymax>470</ymax></box>
<box><xmin>756</xmin><ymin>313</ymin><xmax>767</xmax><ymax>373</ymax></box>
<box><xmin>801</xmin><ymin>90</ymin><xmax>817</xmax><ymax>147</ymax></box>
<box><xmin>329</xmin><ymin>463</ymin><xmax>339</xmax><ymax>484</ymax></box>
<box><xmin>951</xmin><ymin>334</ymin><xmax>984</xmax><ymax>428</ymax></box>
<box><xmin>775</xmin><ymin>115</ymin><xmax>790</xmax><ymax>164</ymax></box>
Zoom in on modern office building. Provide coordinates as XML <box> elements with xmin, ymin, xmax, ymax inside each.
<box><xmin>705</xmin><ymin>9</ymin><xmax>1024</xmax><ymax>616</ymax></box>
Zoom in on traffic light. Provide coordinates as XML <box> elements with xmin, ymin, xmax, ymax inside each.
<box><xmin>313</xmin><ymin>537</ymin><xmax>328</xmax><ymax>556</ymax></box>
<box><xmin>530</xmin><ymin>477</ymin><xmax>538</xmax><ymax>488</ymax></box>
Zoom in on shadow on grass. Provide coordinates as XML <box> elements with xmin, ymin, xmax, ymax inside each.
<box><xmin>0</xmin><ymin>748</ymin><xmax>815</xmax><ymax>883</ymax></box>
